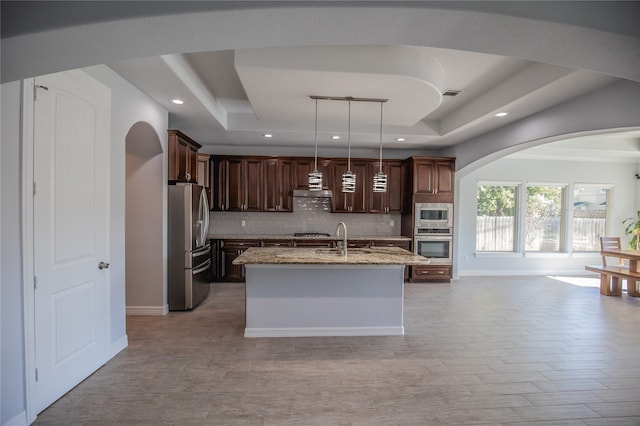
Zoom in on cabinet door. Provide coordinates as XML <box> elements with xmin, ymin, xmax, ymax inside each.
<box><xmin>226</xmin><ymin>158</ymin><xmax>244</xmax><ymax>211</ymax></box>
<box><xmin>263</xmin><ymin>159</ymin><xmax>280</xmax><ymax>211</ymax></box>
<box><xmin>368</xmin><ymin>161</ymin><xmax>386</xmax><ymax>213</ymax></box>
<box><xmin>168</xmin><ymin>130</ymin><xmax>201</xmax><ymax>183</ymax></box>
<box><xmin>414</xmin><ymin>160</ymin><xmax>436</xmax><ymax>195</ymax></box>
<box><xmin>279</xmin><ymin>159</ymin><xmax>293</xmax><ymax>211</ymax></box>
<box><xmin>434</xmin><ymin>160</ymin><xmax>455</xmax><ymax>197</ymax></box>
<box><xmin>368</xmin><ymin>160</ymin><xmax>403</xmax><ymax>213</ymax></box>
<box><xmin>221</xmin><ymin>240</ymin><xmax>260</xmax><ymax>282</ymax></box>
<box><xmin>244</xmin><ymin>159</ymin><xmax>263</xmax><ymax>211</ymax></box>
<box><xmin>186</xmin><ymin>143</ymin><xmax>198</xmax><ymax>182</ymax></box>
<box><xmin>212</xmin><ymin>158</ymin><xmax>227</xmax><ymax>211</ymax></box>
<box><xmin>386</xmin><ymin>161</ymin><xmax>404</xmax><ymax>213</ymax></box>
<box><xmin>263</xmin><ymin>159</ymin><xmax>292</xmax><ymax>212</ymax></box>
<box><xmin>292</xmin><ymin>158</ymin><xmax>330</xmax><ymax>190</ymax></box>
<box><xmin>331</xmin><ymin>160</ymin><xmax>367</xmax><ymax>213</ymax></box>
<box><xmin>197</xmin><ymin>154</ymin><xmax>211</xmax><ymax>206</ymax></box>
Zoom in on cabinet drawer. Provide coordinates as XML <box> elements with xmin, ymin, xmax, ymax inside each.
<box><xmin>370</xmin><ymin>240</ymin><xmax>411</xmax><ymax>250</ymax></box>
<box><xmin>262</xmin><ymin>239</ymin><xmax>294</xmax><ymax>247</ymax></box>
<box><xmin>222</xmin><ymin>240</ymin><xmax>261</xmax><ymax>250</ymax></box>
<box><xmin>294</xmin><ymin>239</ymin><xmax>334</xmax><ymax>248</ymax></box>
<box><xmin>411</xmin><ymin>265</ymin><xmax>451</xmax><ymax>281</ymax></box>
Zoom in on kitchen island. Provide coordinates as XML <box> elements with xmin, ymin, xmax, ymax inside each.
<box><xmin>233</xmin><ymin>246</ymin><xmax>429</xmax><ymax>337</ymax></box>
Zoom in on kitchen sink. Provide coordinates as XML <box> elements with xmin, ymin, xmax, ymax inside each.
<box><xmin>312</xmin><ymin>248</ymin><xmax>374</xmax><ymax>255</ymax></box>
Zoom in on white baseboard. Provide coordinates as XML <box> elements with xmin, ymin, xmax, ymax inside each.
<box><xmin>126</xmin><ymin>305</ymin><xmax>169</xmax><ymax>316</ymax></box>
<box><xmin>109</xmin><ymin>334</ymin><xmax>128</xmax><ymax>359</ymax></box>
<box><xmin>3</xmin><ymin>410</ymin><xmax>27</xmax><ymax>426</ymax></box>
<box><xmin>458</xmin><ymin>269</ymin><xmax>592</xmax><ymax>277</ymax></box>
<box><xmin>244</xmin><ymin>326</ymin><xmax>404</xmax><ymax>338</ymax></box>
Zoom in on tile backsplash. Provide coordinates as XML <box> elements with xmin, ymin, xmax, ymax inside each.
<box><xmin>209</xmin><ymin>197</ymin><xmax>401</xmax><ymax>236</ymax></box>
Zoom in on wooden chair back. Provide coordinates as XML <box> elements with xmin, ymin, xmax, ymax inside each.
<box><xmin>600</xmin><ymin>237</ymin><xmax>623</xmax><ymax>266</ymax></box>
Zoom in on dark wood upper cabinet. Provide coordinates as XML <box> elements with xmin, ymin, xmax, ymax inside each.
<box><xmin>196</xmin><ymin>153</ymin><xmax>211</xmax><ymax>207</ymax></box>
<box><xmin>168</xmin><ymin>129</ymin><xmax>201</xmax><ymax>183</ymax></box>
<box><xmin>330</xmin><ymin>159</ymin><xmax>368</xmax><ymax>213</ymax></box>
<box><xmin>292</xmin><ymin>158</ymin><xmax>331</xmax><ymax>190</ymax></box>
<box><xmin>368</xmin><ymin>160</ymin><xmax>404</xmax><ymax>214</ymax></box>
<box><xmin>264</xmin><ymin>158</ymin><xmax>293</xmax><ymax>212</ymax></box>
<box><xmin>213</xmin><ymin>157</ymin><xmax>263</xmax><ymax>211</ymax></box>
<box><xmin>409</xmin><ymin>157</ymin><xmax>455</xmax><ymax>203</ymax></box>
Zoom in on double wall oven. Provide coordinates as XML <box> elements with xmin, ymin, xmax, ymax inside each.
<box><xmin>414</xmin><ymin>203</ymin><xmax>453</xmax><ymax>264</ymax></box>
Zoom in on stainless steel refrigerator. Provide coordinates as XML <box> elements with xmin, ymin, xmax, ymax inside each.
<box><xmin>168</xmin><ymin>183</ymin><xmax>211</xmax><ymax>310</ymax></box>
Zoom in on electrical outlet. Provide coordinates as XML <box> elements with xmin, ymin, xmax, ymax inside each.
<box><xmin>390</xmin><ymin>219</ymin><xmax>394</xmax><ymax>227</ymax></box>
<box><xmin>241</xmin><ymin>220</ymin><xmax>246</xmax><ymax>227</ymax></box>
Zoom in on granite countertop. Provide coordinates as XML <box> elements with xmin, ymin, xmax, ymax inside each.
<box><xmin>208</xmin><ymin>234</ymin><xmax>411</xmax><ymax>241</ymax></box>
<box><xmin>233</xmin><ymin>246</ymin><xmax>429</xmax><ymax>266</ymax></box>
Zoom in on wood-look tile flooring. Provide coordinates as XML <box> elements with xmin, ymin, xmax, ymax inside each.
<box><xmin>36</xmin><ymin>276</ymin><xmax>640</xmax><ymax>425</ymax></box>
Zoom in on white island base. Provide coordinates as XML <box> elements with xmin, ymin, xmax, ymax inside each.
<box><xmin>244</xmin><ymin>264</ymin><xmax>405</xmax><ymax>338</ymax></box>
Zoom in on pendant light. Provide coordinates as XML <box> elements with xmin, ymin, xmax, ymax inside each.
<box><xmin>308</xmin><ymin>98</ymin><xmax>323</xmax><ymax>191</ymax></box>
<box><xmin>372</xmin><ymin>101</ymin><xmax>387</xmax><ymax>192</ymax></box>
<box><xmin>341</xmin><ymin>99</ymin><xmax>356</xmax><ymax>193</ymax></box>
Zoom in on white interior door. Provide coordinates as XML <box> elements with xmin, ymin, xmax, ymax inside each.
<box><xmin>32</xmin><ymin>70</ymin><xmax>111</xmax><ymax>414</ymax></box>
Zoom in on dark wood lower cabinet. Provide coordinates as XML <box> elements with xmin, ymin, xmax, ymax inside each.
<box><xmin>219</xmin><ymin>240</ymin><xmax>261</xmax><ymax>282</ymax></box>
<box><xmin>411</xmin><ymin>265</ymin><xmax>452</xmax><ymax>282</ymax></box>
<box><xmin>212</xmin><ymin>238</ymin><xmax>414</xmax><ymax>282</ymax></box>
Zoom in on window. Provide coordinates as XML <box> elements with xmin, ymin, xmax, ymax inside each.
<box><xmin>572</xmin><ymin>184</ymin><xmax>610</xmax><ymax>251</ymax></box>
<box><xmin>525</xmin><ymin>185</ymin><xmax>565</xmax><ymax>252</ymax></box>
<box><xmin>476</xmin><ymin>184</ymin><xmax>518</xmax><ymax>251</ymax></box>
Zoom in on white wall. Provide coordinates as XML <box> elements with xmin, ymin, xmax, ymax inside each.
<box><xmin>1</xmin><ymin>81</ymin><xmax>26</xmax><ymax>425</ymax></box>
<box><xmin>455</xmin><ymin>157</ymin><xmax>637</xmax><ymax>277</ymax></box>
<box><xmin>125</xmin><ymin>123</ymin><xmax>166</xmax><ymax>311</ymax></box>
<box><xmin>83</xmin><ymin>65</ymin><xmax>169</xmax><ymax>343</ymax></box>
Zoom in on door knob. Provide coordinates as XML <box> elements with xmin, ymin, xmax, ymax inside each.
<box><xmin>98</xmin><ymin>262</ymin><xmax>110</xmax><ymax>270</ymax></box>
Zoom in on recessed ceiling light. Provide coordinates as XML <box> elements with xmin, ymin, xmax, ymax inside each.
<box><xmin>172</xmin><ymin>99</ymin><xmax>184</xmax><ymax>105</ymax></box>
<box><xmin>331</xmin><ymin>135</ymin><xmax>341</xmax><ymax>140</ymax></box>
<box><xmin>263</xmin><ymin>134</ymin><xmax>273</xmax><ymax>138</ymax></box>
<box><xmin>396</xmin><ymin>137</ymin><xmax>405</xmax><ymax>142</ymax></box>
<box><xmin>495</xmin><ymin>112</ymin><xmax>508</xmax><ymax>117</ymax></box>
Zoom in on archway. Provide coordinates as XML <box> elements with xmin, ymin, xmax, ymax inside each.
<box><xmin>125</xmin><ymin>122</ymin><xmax>166</xmax><ymax>314</ymax></box>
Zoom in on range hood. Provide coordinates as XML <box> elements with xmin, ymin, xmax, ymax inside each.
<box><xmin>293</xmin><ymin>189</ymin><xmax>333</xmax><ymax>198</ymax></box>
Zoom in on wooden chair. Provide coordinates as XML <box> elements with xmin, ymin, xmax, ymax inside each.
<box><xmin>599</xmin><ymin>237</ymin><xmax>626</xmax><ymax>295</ymax></box>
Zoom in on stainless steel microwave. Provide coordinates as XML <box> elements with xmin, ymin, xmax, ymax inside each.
<box><xmin>414</xmin><ymin>203</ymin><xmax>453</xmax><ymax>228</ymax></box>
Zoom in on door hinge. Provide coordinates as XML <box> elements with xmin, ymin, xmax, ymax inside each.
<box><xmin>35</xmin><ymin>368</ymin><xmax>38</xmax><ymax>381</ymax></box>
<box><xmin>34</xmin><ymin>275</ymin><xmax>38</xmax><ymax>290</ymax></box>
<box><xmin>34</xmin><ymin>84</ymin><xmax>48</xmax><ymax>101</ymax></box>
<box><xmin>33</xmin><ymin>182</ymin><xmax>36</xmax><ymax>196</ymax></box>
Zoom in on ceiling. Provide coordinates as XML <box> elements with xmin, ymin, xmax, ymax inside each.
<box><xmin>3</xmin><ymin>1</ymin><xmax>639</xmax><ymax>160</ymax></box>
<box><xmin>108</xmin><ymin>44</ymin><xmax>627</xmax><ymax>155</ymax></box>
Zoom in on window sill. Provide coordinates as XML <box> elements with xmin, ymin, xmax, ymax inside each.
<box><xmin>524</xmin><ymin>252</ymin><xmax>570</xmax><ymax>259</ymax></box>
<box><xmin>474</xmin><ymin>252</ymin><xmax>522</xmax><ymax>258</ymax></box>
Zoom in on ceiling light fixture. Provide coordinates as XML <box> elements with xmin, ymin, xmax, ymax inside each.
<box><xmin>308</xmin><ymin>98</ymin><xmax>323</xmax><ymax>191</ymax></box>
<box><xmin>263</xmin><ymin>133</ymin><xmax>273</xmax><ymax>138</ymax></box>
<box><xmin>373</xmin><ymin>101</ymin><xmax>387</xmax><ymax>193</ymax></box>
<box><xmin>396</xmin><ymin>137</ymin><xmax>405</xmax><ymax>142</ymax></box>
<box><xmin>495</xmin><ymin>112</ymin><xmax>508</xmax><ymax>117</ymax></box>
<box><xmin>342</xmin><ymin>99</ymin><xmax>356</xmax><ymax>193</ymax></box>
<box><xmin>331</xmin><ymin>135</ymin><xmax>341</xmax><ymax>140</ymax></box>
<box><xmin>171</xmin><ymin>99</ymin><xmax>184</xmax><ymax>105</ymax></box>
<box><xmin>310</xmin><ymin>95</ymin><xmax>389</xmax><ymax>194</ymax></box>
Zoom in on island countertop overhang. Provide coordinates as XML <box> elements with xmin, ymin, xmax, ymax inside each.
<box><xmin>233</xmin><ymin>246</ymin><xmax>430</xmax><ymax>266</ymax></box>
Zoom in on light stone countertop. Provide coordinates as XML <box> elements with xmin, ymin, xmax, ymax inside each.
<box><xmin>208</xmin><ymin>234</ymin><xmax>411</xmax><ymax>241</ymax></box>
<box><xmin>232</xmin><ymin>246</ymin><xmax>430</xmax><ymax>266</ymax></box>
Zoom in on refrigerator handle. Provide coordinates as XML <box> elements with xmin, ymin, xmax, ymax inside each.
<box><xmin>199</xmin><ymin>187</ymin><xmax>210</xmax><ymax>247</ymax></box>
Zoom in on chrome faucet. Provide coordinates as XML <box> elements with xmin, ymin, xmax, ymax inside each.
<box><xmin>335</xmin><ymin>222</ymin><xmax>348</xmax><ymax>256</ymax></box>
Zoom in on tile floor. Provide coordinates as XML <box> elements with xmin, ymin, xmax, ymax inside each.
<box><xmin>35</xmin><ymin>276</ymin><xmax>640</xmax><ymax>425</ymax></box>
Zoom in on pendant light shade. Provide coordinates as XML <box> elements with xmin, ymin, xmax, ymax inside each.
<box><xmin>372</xmin><ymin>101</ymin><xmax>387</xmax><ymax>192</ymax></box>
<box><xmin>342</xmin><ymin>99</ymin><xmax>356</xmax><ymax>193</ymax></box>
<box><xmin>308</xmin><ymin>98</ymin><xmax>323</xmax><ymax>191</ymax></box>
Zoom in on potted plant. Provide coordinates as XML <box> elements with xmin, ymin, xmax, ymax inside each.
<box><xmin>622</xmin><ymin>210</ymin><xmax>640</xmax><ymax>250</ymax></box>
